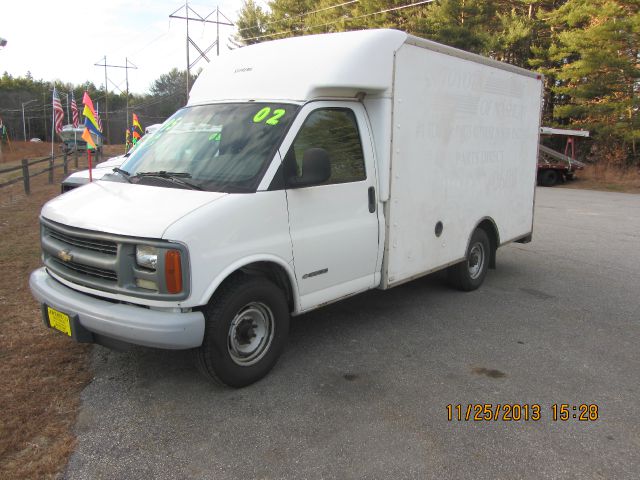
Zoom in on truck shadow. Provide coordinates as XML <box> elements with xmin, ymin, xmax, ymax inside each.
<box><xmin>89</xmin><ymin>262</ymin><xmax>528</xmax><ymax>394</ymax></box>
<box><xmin>89</xmin><ymin>271</ymin><xmax>455</xmax><ymax>389</ymax></box>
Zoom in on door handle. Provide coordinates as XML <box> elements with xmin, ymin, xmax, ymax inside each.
<box><xmin>368</xmin><ymin>186</ymin><xmax>376</xmax><ymax>213</ymax></box>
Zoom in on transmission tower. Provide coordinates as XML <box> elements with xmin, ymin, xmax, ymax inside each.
<box><xmin>169</xmin><ymin>2</ymin><xmax>234</xmax><ymax>98</ymax></box>
<box><xmin>94</xmin><ymin>57</ymin><xmax>138</xmax><ymax>143</ymax></box>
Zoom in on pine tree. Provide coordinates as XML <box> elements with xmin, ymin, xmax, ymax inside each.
<box><xmin>545</xmin><ymin>0</ymin><xmax>639</xmax><ymax>164</ymax></box>
<box><xmin>234</xmin><ymin>0</ymin><xmax>271</xmax><ymax>45</ymax></box>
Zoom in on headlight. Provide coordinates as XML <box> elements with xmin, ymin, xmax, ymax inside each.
<box><xmin>136</xmin><ymin>245</ymin><xmax>158</xmax><ymax>270</ymax></box>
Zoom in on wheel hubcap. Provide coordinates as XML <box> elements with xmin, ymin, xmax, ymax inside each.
<box><xmin>467</xmin><ymin>242</ymin><xmax>485</xmax><ymax>280</ymax></box>
<box><xmin>228</xmin><ymin>302</ymin><xmax>275</xmax><ymax>366</ymax></box>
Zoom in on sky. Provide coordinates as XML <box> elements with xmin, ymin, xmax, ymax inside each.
<box><xmin>0</xmin><ymin>0</ymin><xmax>259</xmax><ymax>94</ymax></box>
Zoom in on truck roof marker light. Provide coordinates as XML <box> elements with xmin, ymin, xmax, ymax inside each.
<box><xmin>165</xmin><ymin>250</ymin><xmax>183</xmax><ymax>294</ymax></box>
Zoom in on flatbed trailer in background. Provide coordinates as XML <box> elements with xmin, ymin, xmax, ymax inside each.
<box><xmin>537</xmin><ymin>127</ymin><xmax>589</xmax><ymax>187</ymax></box>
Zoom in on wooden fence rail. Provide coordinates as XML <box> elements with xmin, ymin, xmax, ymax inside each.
<box><xmin>0</xmin><ymin>148</ymin><xmax>101</xmax><ymax>194</ymax></box>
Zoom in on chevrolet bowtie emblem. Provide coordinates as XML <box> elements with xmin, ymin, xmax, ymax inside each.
<box><xmin>57</xmin><ymin>250</ymin><xmax>73</xmax><ymax>262</ymax></box>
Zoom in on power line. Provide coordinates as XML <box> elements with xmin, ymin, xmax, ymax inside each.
<box><xmin>128</xmin><ymin>30</ymin><xmax>171</xmax><ymax>58</ymax></box>
<box><xmin>236</xmin><ymin>0</ymin><xmax>359</xmax><ymax>33</ymax></box>
<box><xmin>94</xmin><ymin>57</ymin><xmax>139</xmax><ymax>140</ymax></box>
<box><xmin>241</xmin><ymin>0</ymin><xmax>435</xmax><ymax>43</ymax></box>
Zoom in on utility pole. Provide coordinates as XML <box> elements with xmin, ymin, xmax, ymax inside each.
<box><xmin>125</xmin><ymin>58</ymin><xmax>137</xmax><ymax>134</ymax></box>
<box><xmin>104</xmin><ymin>56</ymin><xmax>109</xmax><ymax>143</ymax></box>
<box><xmin>22</xmin><ymin>99</ymin><xmax>37</xmax><ymax>141</ymax></box>
<box><xmin>94</xmin><ymin>57</ymin><xmax>138</xmax><ymax>144</ymax></box>
<box><xmin>169</xmin><ymin>3</ymin><xmax>233</xmax><ymax>100</ymax></box>
<box><xmin>42</xmin><ymin>91</ymin><xmax>47</xmax><ymax>142</ymax></box>
<box><xmin>186</xmin><ymin>1</ymin><xmax>190</xmax><ymax>96</ymax></box>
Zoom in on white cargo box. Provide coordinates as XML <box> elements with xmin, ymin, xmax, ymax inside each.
<box><xmin>382</xmin><ymin>37</ymin><xmax>543</xmax><ymax>287</ymax></box>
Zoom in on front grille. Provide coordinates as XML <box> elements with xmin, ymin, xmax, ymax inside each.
<box><xmin>40</xmin><ymin>217</ymin><xmax>190</xmax><ymax>301</ymax></box>
<box><xmin>50</xmin><ymin>258</ymin><xmax>118</xmax><ymax>282</ymax></box>
<box><xmin>46</xmin><ymin>227</ymin><xmax>117</xmax><ymax>255</ymax></box>
<box><xmin>42</xmin><ymin>220</ymin><xmax>119</xmax><ymax>290</ymax></box>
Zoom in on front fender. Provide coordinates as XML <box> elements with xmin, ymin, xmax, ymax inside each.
<box><xmin>196</xmin><ymin>254</ymin><xmax>301</xmax><ymax>314</ymax></box>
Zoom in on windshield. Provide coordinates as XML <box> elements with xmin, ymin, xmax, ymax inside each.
<box><xmin>120</xmin><ymin>103</ymin><xmax>298</xmax><ymax>192</ymax></box>
<box><xmin>127</xmin><ymin>132</ymin><xmax>151</xmax><ymax>155</ymax></box>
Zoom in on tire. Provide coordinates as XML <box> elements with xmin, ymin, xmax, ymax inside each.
<box><xmin>447</xmin><ymin>228</ymin><xmax>491</xmax><ymax>291</ymax></box>
<box><xmin>538</xmin><ymin>169</ymin><xmax>559</xmax><ymax>187</ymax></box>
<box><xmin>193</xmin><ymin>274</ymin><xmax>290</xmax><ymax>388</ymax></box>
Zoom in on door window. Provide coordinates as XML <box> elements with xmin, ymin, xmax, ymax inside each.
<box><xmin>285</xmin><ymin>108</ymin><xmax>366</xmax><ymax>184</ymax></box>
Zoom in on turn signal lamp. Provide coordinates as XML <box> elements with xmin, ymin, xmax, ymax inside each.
<box><xmin>165</xmin><ymin>250</ymin><xmax>183</xmax><ymax>294</ymax></box>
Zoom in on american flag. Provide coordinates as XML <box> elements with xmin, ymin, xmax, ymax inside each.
<box><xmin>52</xmin><ymin>87</ymin><xmax>64</xmax><ymax>134</ymax></box>
<box><xmin>95</xmin><ymin>105</ymin><xmax>103</xmax><ymax>132</ymax></box>
<box><xmin>70</xmin><ymin>92</ymin><xmax>79</xmax><ymax>128</ymax></box>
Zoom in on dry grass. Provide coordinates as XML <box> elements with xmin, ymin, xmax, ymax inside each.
<box><xmin>0</xmin><ymin>142</ymin><xmax>127</xmax><ymax>185</ymax></box>
<box><xmin>0</xmin><ymin>141</ymin><xmax>58</xmax><ymax>164</ymax></box>
<box><xmin>562</xmin><ymin>164</ymin><xmax>640</xmax><ymax>194</ymax></box>
<box><xmin>0</xmin><ymin>144</ymin><xmax>124</xmax><ymax>479</ymax></box>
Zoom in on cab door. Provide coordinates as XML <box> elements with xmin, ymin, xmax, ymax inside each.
<box><xmin>278</xmin><ymin>101</ymin><xmax>380</xmax><ymax>311</ymax></box>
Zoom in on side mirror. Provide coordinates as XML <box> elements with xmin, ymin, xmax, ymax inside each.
<box><xmin>286</xmin><ymin>148</ymin><xmax>331</xmax><ymax>188</ymax></box>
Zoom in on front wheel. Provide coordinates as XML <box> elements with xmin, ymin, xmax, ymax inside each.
<box><xmin>193</xmin><ymin>274</ymin><xmax>290</xmax><ymax>388</ymax></box>
<box><xmin>448</xmin><ymin>228</ymin><xmax>490</xmax><ymax>291</ymax></box>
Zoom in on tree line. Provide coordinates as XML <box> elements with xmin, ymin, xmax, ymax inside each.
<box><xmin>2</xmin><ymin>1</ymin><xmax>636</xmax><ymax>165</ymax></box>
<box><xmin>235</xmin><ymin>0</ymin><xmax>639</xmax><ymax>166</ymax></box>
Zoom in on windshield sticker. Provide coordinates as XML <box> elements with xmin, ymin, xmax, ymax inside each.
<box><xmin>159</xmin><ymin>118</ymin><xmax>181</xmax><ymax>133</ymax></box>
<box><xmin>266</xmin><ymin>109</ymin><xmax>286</xmax><ymax>125</ymax></box>
<box><xmin>253</xmin><ymin>107</ymin><xmax>287</xmax><ymax>125</ymax></box>
<box><xmin>253</xmin><ymin>107</ymin><xmax>271</xmax><ymax>123</ymax></box>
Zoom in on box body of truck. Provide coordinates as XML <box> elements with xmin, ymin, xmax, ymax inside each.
<box><xmin>382</xmin><ymin>37</ymin><xmax>542</xmax><ymax>287</ymax></box>
<box><xmin>30</xmin><ymin>30</ymin><xmax>543</xmax><ymax>387</ymax></box>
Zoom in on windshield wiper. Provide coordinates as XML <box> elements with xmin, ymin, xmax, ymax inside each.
<box><xmin>133</xmin><ymin>171</ymin><xmax>203</xmax><ymax>190</ymax></box>
<box><xmin>112</xmin><ymin>167</ymin><xmax>132</xmax><ymax>183</ymax></box>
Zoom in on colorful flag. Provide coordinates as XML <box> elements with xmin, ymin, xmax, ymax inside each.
<box><xmin>82</xmin><ymin>128</ymin><xmax>97</xmax><ymax>150</ymax></box>
<box><xmin>132</xmin><ymin>113</ymin><xmax>142</xmax><ymax>131</ymax></box>
<box><xmin>83</xmin><ymin>105</ymin><xmax>102</xmax><ymax>136</ymax></box>
<box><xmin>52</xmin><ymin>87</ymin><xmax>64</xmax><ymax>134</ymax></box>
<box><xmin>71</xmin><ymin>92</ymin><xmax>79</xmax><ymax>128</ymax></box>
<box><xmin>81</xmin><ymin>91</ymin><xmax>101</xmax><ymax>150</ymax></box>
<box><xmin>82</xmin><ymin>91</ymin><xmax>96</xmax><ymax>115</ymax></box>
<box><xmin>82</xmin><ymin>91</ymin><xmax>102</xmax><ymax>136</ymax></box>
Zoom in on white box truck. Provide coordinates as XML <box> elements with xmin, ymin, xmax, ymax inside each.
<box><xmin>30</xmin><ymin>30</ymin><xmax>543</xmax><ymax>387</ymax></box>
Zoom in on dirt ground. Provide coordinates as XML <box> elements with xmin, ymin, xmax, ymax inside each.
<box><xmin>0</xmin><ymin>141</ymin><xmax>54</xmax><ymax>164</ymax></box>
<box><xmin>0</xmin><ymin>141</ymin><xmax>128</xmax><ymax>165</ymax></box>
<box><xmin>0</xmin><ymin>143</ymin><xmax>124</xmax><ymax>479</ymax></box>
<box><xmin>562</xmin><ymin>164</ymin><xmax>640</xmax><ymax>194</ymax></box>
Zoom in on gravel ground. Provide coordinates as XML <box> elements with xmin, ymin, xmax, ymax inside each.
<box><xmin>64</xmin><ymin>187</ymin><xmax>640</xmax><ymax>480</ymax></box>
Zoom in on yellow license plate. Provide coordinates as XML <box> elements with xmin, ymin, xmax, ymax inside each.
<box><xmin>47</xmin><ymin>307</ymin><xmax>72</xmax><ymax>336</ymax></box>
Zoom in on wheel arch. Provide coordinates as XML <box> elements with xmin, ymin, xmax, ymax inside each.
<box><xmin>199</xmin><ymin>256</ymin><xmax>300</xmax><ymax>314</ymax></box>
<box><xmin>468</xmin><ymin>217</ymin><xmax>500</xmax><ymax>269</ymax></box>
